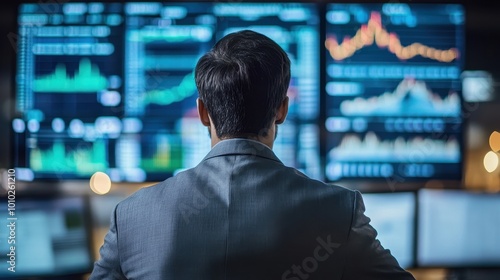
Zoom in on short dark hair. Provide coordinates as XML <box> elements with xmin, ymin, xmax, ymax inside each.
<box><xmin>195</xmin><ymin>30</ymin><xmax>290</xmax><ymax>138</ymax></box>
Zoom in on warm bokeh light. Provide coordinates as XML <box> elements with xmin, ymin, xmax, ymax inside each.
<box><xmin>90</xmin><ymin>171</ymin><xmax>112</xmax><ymax>195</ymax></box>
<box><xmin>483</xmin><ymin>151</ymin><xmax>499</xmax><ymax>173</ymax></box>
<box><xmin>489</xmin><ymin>131</ymin><xmax>500</xmax><ymax>152</ymax></box>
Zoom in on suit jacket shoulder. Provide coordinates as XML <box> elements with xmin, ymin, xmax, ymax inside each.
<box><xmin>91</xmin><ymin>139</ymin><xmax>414</xmax><ymax>280</ymax></box>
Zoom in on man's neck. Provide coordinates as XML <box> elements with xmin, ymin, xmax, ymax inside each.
<box><xmin>212</xmin><ymin>137</ymin><xmax>273</xmax><ymax>151</ymax></box>
<box><xmin>208</xmin><ymin>123</ymin><xmax>277</xmax><ymax>149</ymax></box>
<box><xmin>211</xmin><ymin>134</ymin><xmax>275</xmax><ymax>150</ymax></box>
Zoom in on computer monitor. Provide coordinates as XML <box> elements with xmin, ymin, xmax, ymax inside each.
<box><xmin>12</xmin><ymin>2</ymin><xmax>321</xmax><ymax>182</ymax></box>
<box><xmin>417</xmin><ymin>189</ymin><xmax>500</xmax><ymax>267</ymax></box>
<box><xmin>0</xmin><ymin>195</ymin><xmax>94</xmax><ymax>278</ymax></box>
<box><xmin>323</xmin><ymin>3</ymin><xmax>465</xmax><ymax>184</ymax></box>
<box><xmin>361</xmin><ymin>191</ymin><xmax>416</xmax><ymax>269</ymax></box>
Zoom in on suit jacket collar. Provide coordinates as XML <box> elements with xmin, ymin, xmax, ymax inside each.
<box><xmin>202</xmin><ymin>138</ymin><xmax>283</xmax><ymax>164</ymax></box>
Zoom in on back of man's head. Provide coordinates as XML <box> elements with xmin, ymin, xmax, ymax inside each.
<box><xmin>195</xmin><ymin>30</ymin><xmax>291</xmax><ymax>139</ymax></box>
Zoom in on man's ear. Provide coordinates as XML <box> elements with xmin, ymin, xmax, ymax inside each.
<box><xmin>275</xmin><ymin>96</ymin><xmax>289</xmax><ymax>124</ymax></box>
<box><xmin>197</xmin><ymin>98</ymin><xmax>211</xmax><ymax>127</ymax></box>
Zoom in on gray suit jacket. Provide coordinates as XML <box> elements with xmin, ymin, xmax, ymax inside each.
<box><xmin>90</xmin><ymin>139</ymin><xmax>415</xmax><ymax>280</ymax></box>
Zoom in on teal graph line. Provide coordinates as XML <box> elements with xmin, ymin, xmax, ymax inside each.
<box><xmin>143</xmin><ymin>72</ymin><xmax>197</xmax><ymax>106</ymax></box>
<box><xmin>30</xmin><ymin>140</ymin><xmax>108</xmax><ymax>175</ymax></box>
<box><xmin>33</xmin><ymin>58</ymin><xmax>108</xmax><ymax>93</ymax></box>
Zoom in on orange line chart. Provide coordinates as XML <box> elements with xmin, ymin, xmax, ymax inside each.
<box><xmin>325</xmin><ymin>11</ymin><xmax>459</xmax><ymax>62</ymax></box>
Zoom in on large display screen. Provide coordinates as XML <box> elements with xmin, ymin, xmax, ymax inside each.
<box><xmin>11</xmin><ymin>2</ymin><xmax>466</xmax><ymax>185</ymax></box>
<box><xmin>0</xmin><ymin>195</ymin><xmax>93</xmax><ymax>278</ymax></box>
<box><xmin>417</xmin><ymin>189</ymin><xmax>500</xmax><ymax>268</ymax></box>
<box><xmin>12</xmin><ymin>2</ymin><xmax>321</xmax><ymax>182</ymax></box>
<box><xmin>323</xmin><ymin>3</ymin><xmax>465</xmax><ymax>182</ymax></box>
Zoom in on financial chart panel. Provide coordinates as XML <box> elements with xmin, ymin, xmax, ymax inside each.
<box><xmin>323</xmin><ymin>3</ymin><xmax>465</xmax><ymax>182</ymax></box>
<box><xmin>120</xmin><ymin>2</ymin><xmax>216</xmax><ymax>182</ymax></box>
<box><xmin>13</xmin><ymin>3</ymin><xmax>125</xmax><ymax>181</ymax></box>
<box><xmin>12</xmin><ymin>2</ymin><xmax>321</xmax><ymax>182</ymax></box>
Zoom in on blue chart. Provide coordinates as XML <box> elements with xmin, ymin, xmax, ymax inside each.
<box><xmin>326</xmin><ymin>132</ymin><xmax>461</xmax><ymax>180</ymax></box>
<box><xmin>124</xmin><ymin>2</ymin><xmax>213</xmax><ymax>117</ymax></box>
<box><xmin>339</xmin><ymin>78</ymin><xmax>460</xmax><ymax>117</ymax></box>
<box><xmin>13</xmin><ymin>2</ymin><xmax>126</xmax><ymax>181</ymax></box>
<box><xmin>120</xmin><ymin>2</ymin><xmax>214</xmax><ymax>182</ymax></box>
<box><xmin>30</xmin><ymin>57</ymin><xmax>124</xmax><ymax>120</ymax></box>
<box><xmin>142</xmin><ymin>71</ymin><xmax>197</xmax><ymax>107</ymax></box>
<box><xmin>16</xmin><ymin>2</ymin><xmax>124</xmax><ymax>115</ymax></box>
<box><xmin>329</xmin><ymin>132</ymin><xmax>460</xmax><ymax>163</ymax></box>
<box><xmin>324</xmin><ymin>3</ymin><xmax>465</xmax><ymax>182</ymax></box>
<box><xmin>122</xmin><ymin>2</ymin><xmax>323</xmax><ymax>181</ymax></box>
<box><xmin>33</xmin><ymin>59</ymin><xmax>108</xmax><ymax>93</ymax></box>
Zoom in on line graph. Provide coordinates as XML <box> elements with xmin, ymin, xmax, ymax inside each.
<box><xmin>142</xmin><ymin>71</ymin><xmax>197</xmax><ymax>106</ymax></box>
<box><xmin>339</xmin><ymin>78</ymin><xmax>460</xmax><ymax>117</ymax></box>
<box><xmin>33</xmin><ymin>58</ymin><xmax>108</xmax><ymax>92</ymax></box>
<box><xmin>30</xmin><ymin>140</ymin><xmax>108</xmax><ymax>175</ymax></box>
<box><xmin>325</xmin><ymin>11</ymin><xmax>459</xmax><ymax>62</ymax></box>
<box><xmin>329</xmin><ymin>132</ymin><xmax>460</xmax><ymax>163</ymax></box>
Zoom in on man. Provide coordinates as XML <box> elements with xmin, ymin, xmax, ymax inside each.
<box><xmin>90</xmin><ymin>30</ymin><xmax>415</xmax><ymax>280</ymax></box>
